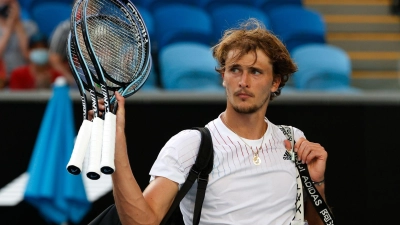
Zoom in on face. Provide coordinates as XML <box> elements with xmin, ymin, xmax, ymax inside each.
<box><xmin>221</xmin><ymin>49</ymin><xmax>280</xmax><ymax>114</ymax></box>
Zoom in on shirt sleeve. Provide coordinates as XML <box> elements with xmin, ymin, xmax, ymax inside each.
<box><xmin>149</xmin><ymin>129</ymin><xmax>202</xmax><ymax>188</ymax></box>
<box><xmin>293</xmin><ymin>127</ymin><xmax>306</xmax><ymax>141</ymax></box>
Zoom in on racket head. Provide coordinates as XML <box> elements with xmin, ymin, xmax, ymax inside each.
<box><xmin>71</xmin><ymin>0</ymin><xmax>107</xmax><ymax>99</ymax></box>
<box><xmin>82</xmin><ymin>0</ymin><xmax>151</xmax><ymax>95</ymax></box>
<box><xmin>75</xmin><ymin>0</ymin><xmax>119</xmax><ymax>101</ymax></box>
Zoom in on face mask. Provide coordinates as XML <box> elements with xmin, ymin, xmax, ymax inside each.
<box><xmin>29</xmin><ymin>49</ymin><xmax>49</xmax><ymax>65</ymax></box>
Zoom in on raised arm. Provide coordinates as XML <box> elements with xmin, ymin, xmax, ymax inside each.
<box><xmin>10</xmin><ymin>1</ymin><xmax>29</xmax><ymax>60</ymax></box>
<box><xmin>111</xmin><ymin>92</ymin><xmax>179</xmax><ymax>225</ymax></box>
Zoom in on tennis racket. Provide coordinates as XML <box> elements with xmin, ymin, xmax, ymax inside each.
<box><xmin>65</xmin><ymin>32</ymin><xmax>92</xmax><ymax>175</ymax></box>
<box><xmin>71</xmin><ymin>0</ymin><xmax>107</xmax><ymax>180</ymax></box>
<box><xmin>81</xmin><ymin>0</ymin><xmax>151</xmax><ymax>175</ymax></box>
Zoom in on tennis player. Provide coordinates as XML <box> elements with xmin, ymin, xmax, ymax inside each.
<box><xmin>106</xmin><ymin>19</ymin><xmax>328</xmax><ymax>225</ymax></box>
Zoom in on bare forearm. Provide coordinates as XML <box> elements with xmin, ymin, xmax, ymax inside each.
<box><xmin>112</xmin><ymin>132</ymin><xmax>158</xmax><ymax>225</ymax></box>
<box><xmin>14</xmin><ymin>22</ymin><xmax>28</xmax><ymax>60</ymax></box>
<box><xmin>0</xmin><ymin>28</ymin><xmax>12</xmax><ymax>56</ymax></box>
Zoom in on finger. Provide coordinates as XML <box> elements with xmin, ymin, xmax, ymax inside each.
<box><xmin>297</xmin><ymin>141</ymin><xmax>317</xmax><ymax>163</ymax></box>
<box><xmin>97</xmin><ymin>98</ymin><xmax>105</xmax><ymax>111</ymax></box>
<box><xmin>115</xmin><ymin>91</ymin><xmax>125</xmax><ymax>131</ymax></box>
<box><xmin>115</xmin><ymin>91</ymin><xmax>125</xmax><ymax>110</ymax></box>
<box><xmin>294</xmin><ymin>137</ymin><xmax>306</xmax><ymax>152</ymax></box>
<box><xmin>284</xmin><ymin>139</ymin><xmax>292</xmax><ymax>150</ymax></box>
<box><xmin>88</xmin><ymin>110</ymin><xmax>94</xmax><ymax>121</ymax></box>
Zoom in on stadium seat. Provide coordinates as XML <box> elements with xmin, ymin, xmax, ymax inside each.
<box><xmin>199</xmin><ymin>0</ymin><xmax>256</xmax><ymax>11</ymax></box>
<box><xmin>291</xmin><ymin>44</ymin><xmax>360</xmax><ymax>92</ymax></box>
<box><xmin>29</xmin><ymin>2</ymin><xmax>72</xmax><ymax>38</ymax></box>
<box><xmin>153</xmin><ymin>4</ymin><xmax>212</xmax><ymax>51</ymax></box>
<box><xmin>209</xmin><ymin>4</ymin><xmax>271</xmax><ymax>44</ymax></box>
<box><xmin>27</xmin><ymin>0</ymin><xmax>74</xmax><ymax>9</ymax></box>
<box><xmin>254</xmin><ymin>0</ymin><xmax>303</xmax><ymax>13</ymax></box>
<box><xmin>142</xmin><ymin>0</ymin><xmax>200</xmax><ymax>12</ymax></box>
<box><xmin>159</xmin><ymin>42</ymin><xmax>223</xmax><ymax>91</ymax></box>
<box><xmin>268</xmin><ymin>5</ymin><xmax>326</xmax><ymax>53</ymax></box>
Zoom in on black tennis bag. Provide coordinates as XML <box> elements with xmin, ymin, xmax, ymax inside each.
<box><xmin>88</xmin><ymin>127</ymin><xmax>214</xmax><ymax>225</ymax></box>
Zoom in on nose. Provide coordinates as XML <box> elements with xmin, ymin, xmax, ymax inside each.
<box><xmin>239</xmin><ymin>71</ymin><xmax>250</xmax><ymax>88</ymax></box>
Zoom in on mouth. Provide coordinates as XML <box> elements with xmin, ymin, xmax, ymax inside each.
<box><xmin>234</xmin><ymin>90</ymin><xmax>254</xmax><ymax>99</ymax></box>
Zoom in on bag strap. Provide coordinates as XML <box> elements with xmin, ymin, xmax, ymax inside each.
<box><xmin>160</xmin><ymin>127</ymin><xmax>214</xmax><ymax>225</ymax></box>
<box><xmin>278</xmin><ymin>125</ymin><xmax>335</xmax><ymax>225</ymax></box>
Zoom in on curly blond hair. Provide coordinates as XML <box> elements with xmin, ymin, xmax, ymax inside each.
<box><xmin>212</xmin><ymin>18</ymin><xmax>297</xmax><ymax>100</ymax></box>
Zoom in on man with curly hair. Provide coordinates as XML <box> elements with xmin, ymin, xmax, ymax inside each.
<box><xmin>98</xmin><ymin>19</ymin><xmax>329</xmax><ymax>225</ymax></box>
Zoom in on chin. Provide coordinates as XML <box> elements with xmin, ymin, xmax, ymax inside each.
<box><xmin>233</xmin><ymin>104</ymin><xmax>259</xmax><ymax>114</ymax></box>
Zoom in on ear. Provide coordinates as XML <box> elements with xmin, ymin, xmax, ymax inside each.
<box><xmin>271</xmin><ymin>76</ymin><xmax>281</xmax><ymax>92</ymax></box>
<box><xmin>221</xmin><ymin>72</ymin><xmax>226</xmax><ymax>87</ymax></box>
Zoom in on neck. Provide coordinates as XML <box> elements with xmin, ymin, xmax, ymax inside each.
<box><xmin>221</xmin><ymin>110</ymin><xmax>267</xmax><ymax>140</ymax></box>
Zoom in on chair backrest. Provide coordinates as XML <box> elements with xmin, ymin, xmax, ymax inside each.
<box><xmin>199</xmin><ymin>0</ymin><xmax>256</xmax><ymax>12</ymax></box>
<box><xmin>268</xmin><ymin>5</ymin><xmax>326</xmax><ymax>53</ymax></box>
<box><xmin>209</xmin><ymin>4</ymin><xmax>271</xmax><ymax>44</ymax></box>
<box><xmin>254</xmin><ymin>0</ymin><xmax>303</xmax><ymax>13</ymax></box>
<box><xmin>159</xmin><ymin>42</ymin><xmax>222</xmax><ymax>90</ymax></box>
<box><xmin>143</xmin><ymin>0</ymin><xmax>200</xmax><ymax>12</ymax></box>
<box><xmin>30</xmin><ymin>2</ymin><xmax>72</xmax><ymax>38</ymax></box>
<box><xmin>153</xmin><ymin>4</ymin><xmax>212</xmax><ymax>51</ymax></box>
<box><xmin>291</xmin><ymin>44</ymin><xmax>357</xmax><ymax>92</ymax></box>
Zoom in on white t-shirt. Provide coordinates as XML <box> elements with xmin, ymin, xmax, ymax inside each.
<box><xmin>150</xmin><ymin>114</ymin><xmax>305</xmax><ymax>225</ymax></box>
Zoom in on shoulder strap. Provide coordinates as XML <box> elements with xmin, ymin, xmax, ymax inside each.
<box><xmin>160</xmin><ymin>127</ymin><xmax>214</xmax><ymax>225</ymax></box>
<box><xmin>278</xmin><ymin>125</ymin><xmax>335</xmax><ymax>225</ymax></box>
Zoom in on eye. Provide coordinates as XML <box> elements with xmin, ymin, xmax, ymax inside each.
<box><xmin>250</xmin><ymin>68</ymin><xmax>261</xmax><ymax>75</ymax></box>
<box><xmin>230</xmin><ymin>67</ymin><xmax>240</xmax><ymax>73</ymax></box>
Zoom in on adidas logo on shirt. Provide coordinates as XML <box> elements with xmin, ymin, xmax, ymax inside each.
<box><xmin>283</xmin><ymin>151</ymin><xmax>292</xmax><ymax>160</ymax></box>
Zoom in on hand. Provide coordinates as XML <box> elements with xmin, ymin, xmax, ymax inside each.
<box><xmin>88</xmin><ymin>98</ymin><xmax>105</xmax><ymax>120</ymax></box>
<box><xmin>6</xmin><ymin>0</ymin><xmax>20</xmax><ymax>24</ymax></box>
<box><xmin>284</xmin><ymin>138</ymin><xmax>327</xmax><ymax>182</ymax></box>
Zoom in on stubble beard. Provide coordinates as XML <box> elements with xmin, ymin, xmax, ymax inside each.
<box><xmin>231</xmin><ymin>92</ymin><xmax>270</xmax><ymax>114</ymax></box>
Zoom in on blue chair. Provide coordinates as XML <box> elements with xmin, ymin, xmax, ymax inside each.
<box><xmin>159</xmin><ymin>42</ymin><xmax>223</xmax><ymax>91</ymax></box>
<box><xmin>199</xmin><ymin>0</ymin><xmax>256</xmax><ymax>11</ymax></box>
<box><xmin>153</xmin><ymin>4</ymin><xmax>213</xmax><ymax>51</ymax></box>
<box><xmin>292</xmin><ymin>44</ymin><xmax>360</xmax><ymax>93</ymax></box>
<box><xmin>30</xmin><ymin>2</ymin><xmax>72</xmax><ymax>38</ymax></box>
<box><xmin>142</xmin><ymin>0</ymin><xmax>200</xmax><ymax>12</ymax></box>
<box><xmin>268</xmin><ymin>5</ymin><xmax>326</xmax><ymax>53</ymax></box>
<box><xmin>254</xmin><ymin>0</ymin><xmax>302</xmax><ymax>13</ymax></box>
<box><xmin>27</xmin><ymin>0</ymin><xmax>74</xmax><ymax>9</ymax></box>
<box><xmin>209</xmin><ymin>4</ymin><xmax>271</xmax><ymax>44</ymax></box>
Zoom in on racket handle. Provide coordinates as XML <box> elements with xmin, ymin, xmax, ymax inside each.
<box><xmin>66</xmin><ymin>119</ymin><xmax>93</xmax><ymax>175</ymax></box>
<box><xmin>100</xmin><ymin>112</ymin><xmax>116</xmax><ymax>174</ymax></box>
<box><xmin>86</xmin><ymin>117</ymin><xmax>104</xmax><ymax>180</ymax></box>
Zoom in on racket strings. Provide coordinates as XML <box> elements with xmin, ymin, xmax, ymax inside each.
<box><xmin>76</xmin><ymin>2</ymin><xmax>120</xmax><ymax>89</ymax></box>
<box><xmin>85</xmin><ymin>0</ymin><xmax>146</xmax><ymax>85</ymax></box>
<box><xmin>88</xmin><ymin>17</ymin><xmax>141</xmax><ymax>84</ymax></box>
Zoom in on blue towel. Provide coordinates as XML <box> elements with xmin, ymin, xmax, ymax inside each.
<box><xmin>24</xmin><ymin>81</ymin><xmax>91</xmax><ymax>224</ymax></box>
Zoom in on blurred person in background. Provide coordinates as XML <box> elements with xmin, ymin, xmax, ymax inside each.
<box><xmin>49</xmin><ymin>8</ymin><xmax>76</xmax><ymax>87</ymax></box>
<box><xmin>0</xmin><ymin>0</ymin><xmax>37</xmax><ymax>82</ymax></box>
<box><xmin>8</xmin><ymin>32</ymin><xmax>62</xmax><ymax>90</ymax></box>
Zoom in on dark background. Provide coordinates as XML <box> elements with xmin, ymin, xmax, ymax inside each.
<box><xmin>1</xmin><ymin>93</ymin><xmax>399</xmax><ymax>225</ymax></box>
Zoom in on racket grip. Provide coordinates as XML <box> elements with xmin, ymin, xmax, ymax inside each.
<box><xmin>67</xmin><ymin>119</ymin><xmax>93</xmax><ymax>175</ymax></box>
<box><xmin>100</xmin><ymin>112</ymin><xmax>116</xmax><ymax>174</ymax></box>
<box><xmin>86</xmin><ymin>117</ymin><xmax>104</xmax><ymax>180</ymax></box>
